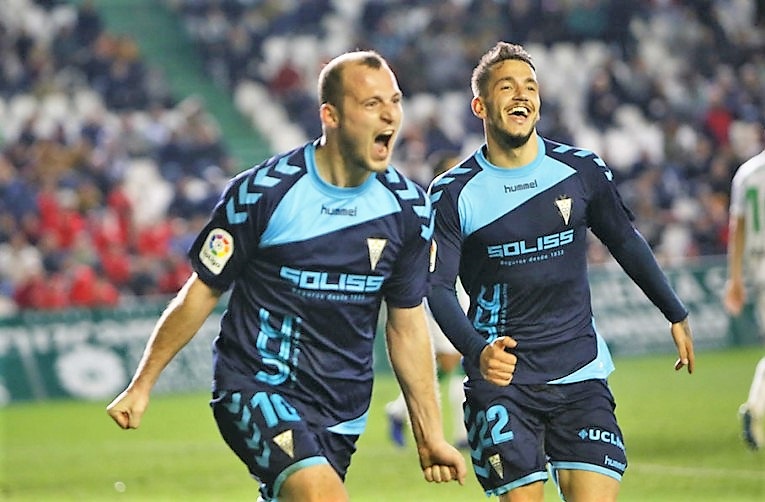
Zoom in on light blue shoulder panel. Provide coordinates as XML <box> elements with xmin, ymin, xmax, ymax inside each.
<box><xmin>459</xmin><ymin>137</ymin><xmax>577</xmax><ymax>237</ymax></box>
<box><xmin>260</xmin><ymin>144</ymin><xmax>402</xmax><ymax>247</ymax></box>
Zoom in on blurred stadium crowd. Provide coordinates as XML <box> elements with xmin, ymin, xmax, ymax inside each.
<box><xmin>0</xmin><ymin>0</ymin><xmax>763</xmax><ymax>314</ymax></box>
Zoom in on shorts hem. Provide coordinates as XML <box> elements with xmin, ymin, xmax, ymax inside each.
<box><xmin>486</xmin><ymin>471</ymin><xmax>548</xmax><ymax>496</ymax></box>
<box><xmin>272</xmin><ymin>456</ymin><xmax>329</xmax><ymax>497</ymax></box>
<box><xmin>549</xmin><ymin>461</ymin><xmax>624</xmax><ymax>482</ymax></box>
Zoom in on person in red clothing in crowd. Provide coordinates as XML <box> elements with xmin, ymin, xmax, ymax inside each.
<box><xmin>70</xmin><ymin>264</ymin><xmax>119</xmax><ymax>308</ymax></box>
<box><xmin>135</xmin><ymin>220</ymin><xmax>173</xmax><ymax>257</ymax></box>
<box><xmin>36</xmin><ymin>184</ymin><xmax>87</xmax><ymax>251</ymax></box>
<box><xmin>91</xmin><ymin>278</ymin><xmax>120</xmax><ymax>307</ymax></box>
<box><xmin>98</xmin><ymin>240</ymin><xmax>132</xmax><ymax>287</ymax></box>
<box><xmin>157</xmin><ymin>254</ymin><xmax>192</xmax><ymax>295</ymax></box>
<box><xmin>105</xmin><ymin>184</ymin><xmax>135</xmax><ymax>245</ymax></box>
<box><xmin>703</xmin><ymin>84</ymin><xmax>733</xmax><ymax>147</ymax></box>
<box><xmin>13</xmin><ymin>270</ymin><xmax>70</xmax><ymax>310</ymax></box>
<box><xmin>69</xmin><ymin>265</ymin><xmax>97</xmax><ymax>307</ymax></box>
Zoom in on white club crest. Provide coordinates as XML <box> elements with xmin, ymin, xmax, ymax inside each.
<box><xmin>367</xmin><ymin>238</ymin><xmax>387</xmax><ymax>270</ymax></box>
<box><xmin>555</xmin><ymin>196</ymin><xmax>572</xmax><ymax>225</ymax></box>
<box><xmin>489</xmin><ymin>453</ymin><xmax>503</xmax><ymax>478</ymax></box>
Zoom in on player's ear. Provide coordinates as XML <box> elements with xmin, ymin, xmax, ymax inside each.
<box><xmin>471</xmin><ymin>96</ymin><xmax>485</xmax><ymax>119</ymax></box>
<box><xmin>320</xmin><ymin>103</ymin><xmax>339</xmax><ymax>128</ymax></box>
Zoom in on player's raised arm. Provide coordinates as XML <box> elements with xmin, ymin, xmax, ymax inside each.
<box><xmin>106</xmin><ymin>273</ymin><xmax>221</xmax><ymax>429</ymax></box>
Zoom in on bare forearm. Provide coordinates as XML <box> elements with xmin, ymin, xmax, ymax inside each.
<box><xmin>727</xmin><ymin>216</ymin><xmax>746</xmax><ymax>282</ymax></box>
<box><xmin>386</xmin><ymin>306</ymin><xmax>445</xmax><ymax>446</ymax></box>
<box><xmin>129</xmin><ymin>273</ymin><xmax>221</xmax><ymax>393</ymax></box>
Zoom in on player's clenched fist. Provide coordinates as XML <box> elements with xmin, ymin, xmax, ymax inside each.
<box><xmin>106</xmin><ymin>389</ymin><xmax>149</xmax><ymax>430</ymax></box>
<box><xmin>479</xmin><ymin>336</ymin><xmax>518</xmax><ymax>386</ymax></box>
<box><xmin>419</xmin><ymin>440</ymin><xmax>467</xmax><ymax>485</ymax></box>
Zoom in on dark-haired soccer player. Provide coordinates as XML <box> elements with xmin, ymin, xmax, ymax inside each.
<box><xmin>427</xmin><ymin>42</ymin><xmax>695</xmax><ymax>501</ymax></box>
<box><xmin>107</xmin><ymin>50</ymin><xmax>466</xmax><ymax>502</ymax></box>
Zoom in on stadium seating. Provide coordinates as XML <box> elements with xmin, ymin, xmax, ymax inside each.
<box><xmin>0</xmin><ymin>0</ymin><xmax>763</xmax><ymax>312</ymax></box>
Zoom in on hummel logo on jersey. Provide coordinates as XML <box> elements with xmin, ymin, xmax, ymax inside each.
<box><xmin>555</xmin><ymin>195</ymin><xmax>572</xmax><ymax>225</ymax></box>
<box><xmin>504</xmin><ymin>180</ymin><xmax>537</xmax><ymax>193</ymax></box>
<box><xmin>321</xmin><ymin>204</ymin><xmax>357</xmax><ymax>216</ymax></box>
<box><xmin>367</xmin><ymin>238</ymin><xmax>387</xmax><ymax>270</ymax></box>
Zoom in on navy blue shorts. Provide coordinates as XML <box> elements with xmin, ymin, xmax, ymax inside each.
<box><xmin>211</xmin><ymin>389</ymin><xmax>359</xmax><ymax>501</ymax></box>
<box><xmin>463</xmin><ymin>378</ymin><xmax>627</xmax><ymax>497</ymax></box>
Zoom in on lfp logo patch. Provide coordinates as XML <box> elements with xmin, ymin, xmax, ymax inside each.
<box><xmin>199</xmin><ymin>228</ymin><xmax>234</xmax><ymax>275</ymax></box>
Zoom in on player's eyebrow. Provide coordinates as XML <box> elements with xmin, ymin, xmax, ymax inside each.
<box><xmin>495</xmin><ymin>76</ymin><xmax>538</xmax><ymax>88</ymax></box>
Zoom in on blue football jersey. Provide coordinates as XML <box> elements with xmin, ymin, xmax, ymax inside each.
<box><xmin>429</xmin><ymin>136</ymin><xmax>637</xmax><ymax>385</ymax></box>
<box><xmin>188</xmin><ymin>141</ymin><xmax>433</xmax><ymax>433</ymax></box>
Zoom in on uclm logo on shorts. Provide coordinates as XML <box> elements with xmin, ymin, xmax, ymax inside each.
<box><xmin>578</xmin><ymin>428</ymin><xmax>625</xmax><ymax>452</ymax></box>
<box><xmin>487</xmin><ymin>229</ymin><xmax>574</xmax><ymax>258</ymax></box>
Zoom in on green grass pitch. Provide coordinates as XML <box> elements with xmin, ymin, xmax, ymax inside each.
<box><xmin>1</xmin><ymin>346</ymin><xmax>763</xmax><ymax>501</ymax></box>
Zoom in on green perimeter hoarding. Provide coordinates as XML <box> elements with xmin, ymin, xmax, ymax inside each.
<box><xmin>0</xmin><ymin>257</ymin><xmax>760</xmax><ymax>405</ymax></box>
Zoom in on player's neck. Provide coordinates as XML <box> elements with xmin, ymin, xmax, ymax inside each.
<box><xmin>485</xmin><ymin>132</ymin><xmax>538</xmax><ymax>169</ymax></box>
<box><xmin>314</xmin><ymin>138</ymin><xmax>371</xmax><ymax>188</ymax></box>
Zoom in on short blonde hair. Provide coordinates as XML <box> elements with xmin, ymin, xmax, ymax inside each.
<box><xmin>318</xmin><ymin>50</ymin><xmax>388</xmax><ymax>111</ymax></box>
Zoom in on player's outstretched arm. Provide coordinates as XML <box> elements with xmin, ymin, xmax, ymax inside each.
<box><xmin>385</xmin><ymin>303</ymin><xmax>467</xmax><ymax>485</ymax></box>
<box><xmin>670</xmin><ymin>317</ymin><xmax>695</xmax><ymax>374</ymax></box>
<box><xmin>107</xmin><ymin>273</ymin><xmax>221</xmax><ymax>429</ymax></box>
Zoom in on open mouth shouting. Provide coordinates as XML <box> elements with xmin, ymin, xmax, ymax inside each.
<box><xmin>372</xmin><ymin>130</ymin><xmax>395</xmax><ymax>161</ymax></box>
